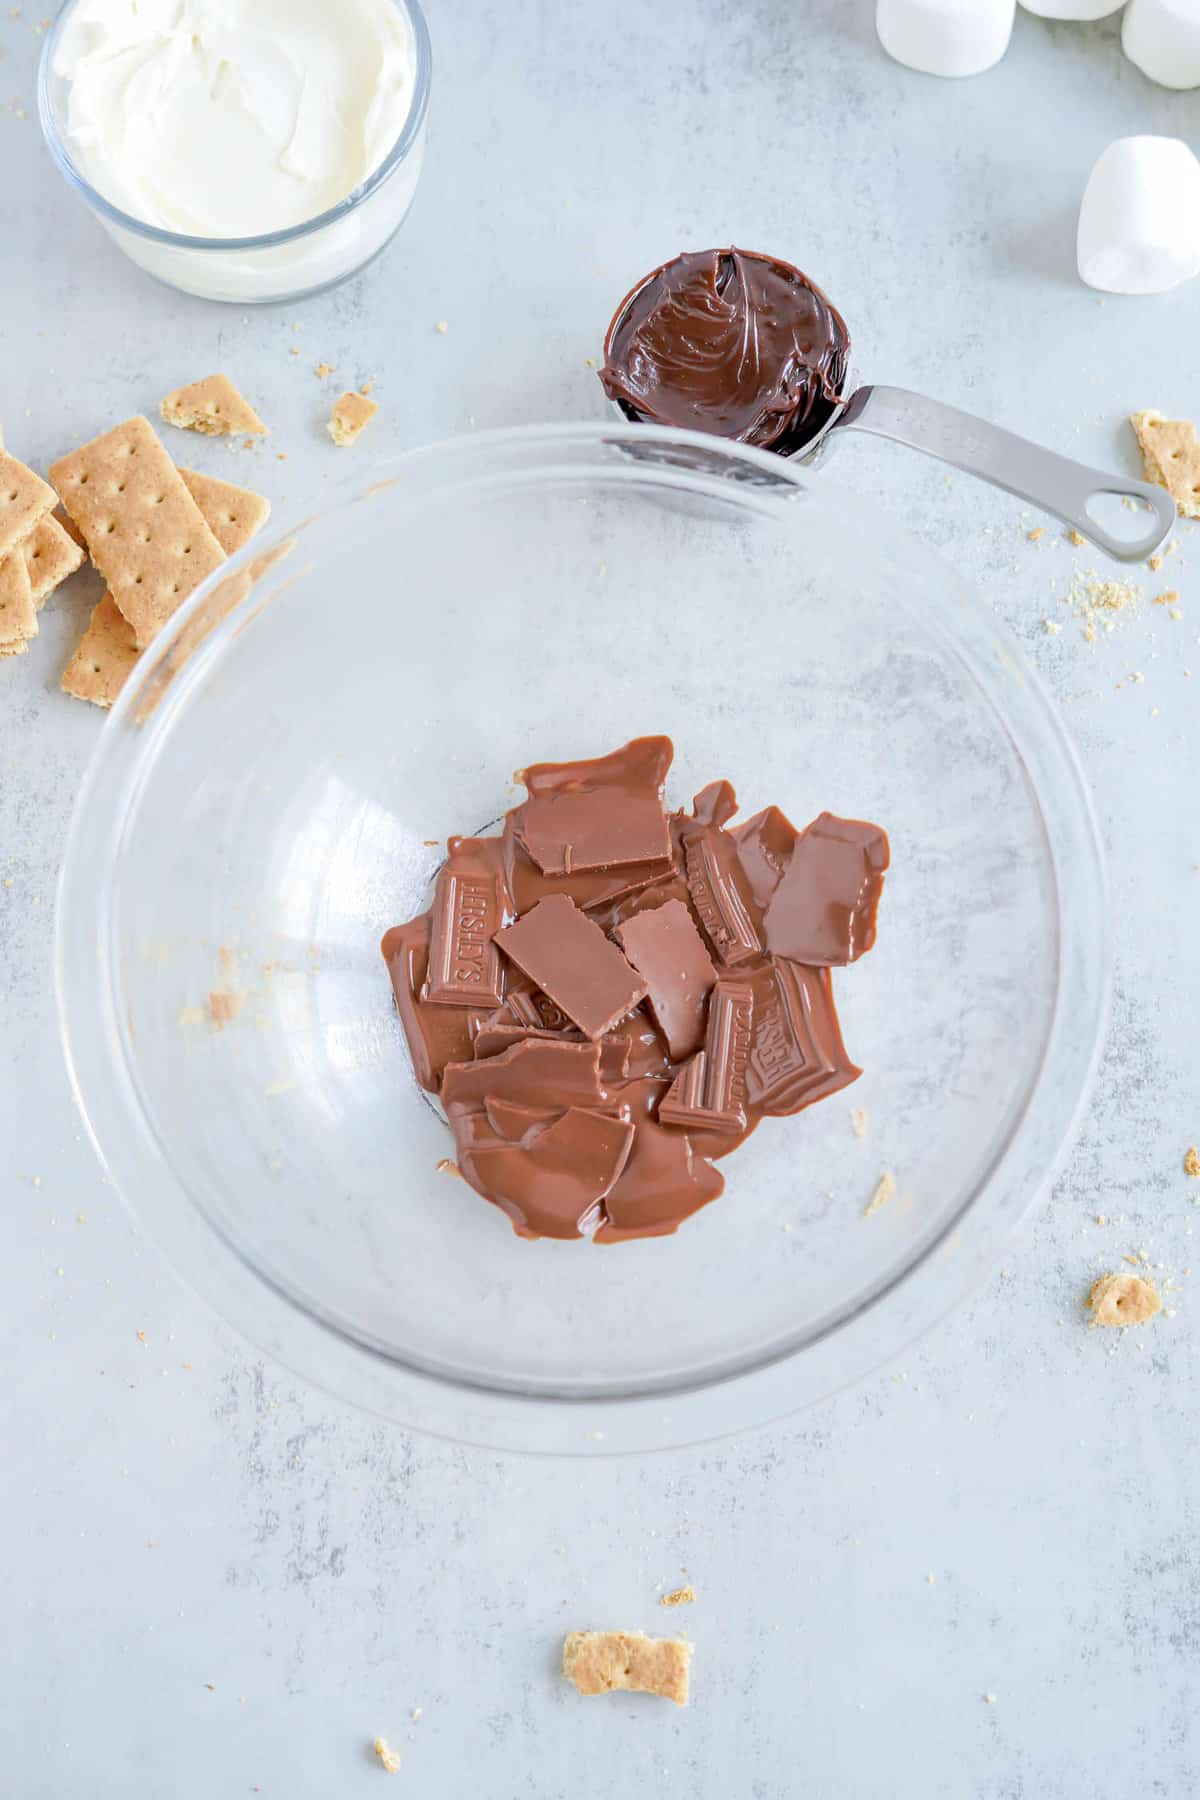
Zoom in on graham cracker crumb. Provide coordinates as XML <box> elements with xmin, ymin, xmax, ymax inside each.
<box><xmin>864</xmin><ymin>1170</ymin><xmax>896</xmax><ymax>1218</ymax></box>
<box><xmin>850</xmin><ymin>1107</ymin><xmax>869</xmax><ymax>1139</ymax></box>
<box><xmin>1064</xmin><ymin>568</ymin><xmax>1142</xmax><ymax>642</ymax></box>
<box><xmin>435</xmin><ymin>320</ymin><xmax>449</xmax><ymax>334</ymax></box>
<box><xmin>1148</xmin><ymin>554</ymin><xmax>1163</xmax><ymax>572</ymax></box>
<box><xmin>1027</xmin><ymin>527</ymin><xmax>1046</xmax><ymax>543</ymax></box>
<box><xmin>327</xmin><ymin>390</ymin><xmax>378</xmax><ymax>447</ymax></box>
<box><xmin>1184</xmin><ymin>1147</ymin><xmax>1200</xmax><ymax>1179</ymax></box>
<box><xmin>372</xmin><ymin>1737</ymin><xmax>400</xmax><ymax>1775</ymax></box>
<box><xmin>563</xmin><ymin>1631</ymin><xmax>691</xmax><ymax>1706</ymax></box>
<box><xmin>1153</xmin><ymin>590</ymin><xmax>1179</xmax><ymax>606</ymax></box>
<box><xmin>1088</xmin><ymin>1271</ymin><xmax>1161</xmax><ymax>1328</ymax></box>
<box><xmin>207</xmin><ymin>989</ymin><xmax>244</xmax><ymax>1029</ymax></box>
<box><xmin>1068</xmin><ymin>529</ymin><xmax>1086</xmax><ymax>547</ymax></box>
<box><xmin>660</xmin><ymin>1586</ymin><xmax>696</xmax><ymax>1607</ymax></box>
<box><xmin>314</xmin><ymin>362</ymin><xmax>336</xmax><ymax>380</ymax></box>
<box><xmin>436</xmin><ymin>1158</ymin><xmax>462</xmax><ymax>1178</ymax></box>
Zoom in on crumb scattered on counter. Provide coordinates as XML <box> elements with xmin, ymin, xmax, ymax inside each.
<box><xmin>328</xmin><ymin>390</ymin><xmax>378</xmax><ymax>447</ymax></box>
<box><xmin>1088</xmin><ymin>1270</ymin><xmax>1161</xmax><ymax>1328</ymax></box>
<box><xmin>660</xmin><ymin>1586</ymin><xmax>696</xmax><ymax>1607</ymax></box>
<box><xmin>1068</xmin><ymin>529</ymin><xmax>1086</xmax><ymax>547</ymax></box>
<box><xmin>435</xmin><ymin>320</ymin><xmax>448</xmax><ymax>334</ymax></box>
<box><xmin>864</xmin><ymin>1171</ymin><xmax>896</xmax><ymax>1218</ymax></box>
<box><xmin>372</xmin><ymin>1737</ymin><xmax>400</xmax><ymax>1774</ymax></box>
<box><xmin>1185</xmin><ymin>1147</ymin><xmax>1200</xmax><ymax>1179</ymax></box>
<box><xmin>850</xmin><ymin>1107</ymin><xmax>868</xmax><ymax>1139</ymax></box>
<box><xmin>1027</xmin><ymin>527</ymin><xmax>1045</xmax><ymax>543</ymax></box>
<box><xmin>435</xmin><ymin>1158</ymin><xmax>462</xmax><ymax>1179</ymax></box>
<box><xmin>314</xmin><ymin>362</ymin><xmax>336</xmax><ymax>380</ymax></box>
<box><xmin>1154</xmin><ymin>589</ymin><xmax>1179</xmax><ymax>606</ymax></box>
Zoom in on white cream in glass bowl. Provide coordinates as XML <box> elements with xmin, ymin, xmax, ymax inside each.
<box><xmin>39</xmin><ymin>0</ymin><xmax>432</xmax><ymax>304</ymax></box>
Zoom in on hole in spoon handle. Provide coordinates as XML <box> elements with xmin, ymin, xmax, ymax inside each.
<box><xmin>831</xmin><ymin>386</ymin><xmax>1176</xmax><ymax>565</ymax></box>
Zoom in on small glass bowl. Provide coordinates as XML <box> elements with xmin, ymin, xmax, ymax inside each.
<box><xmin>37</xmin><ymin>0</ymin><xmax>432</xmax><ymax>305</ymax></box>
<box><xmin>56</xmin><ymin>424</ymin><xmax>1108</xmax><ymax>1455</ymax></box>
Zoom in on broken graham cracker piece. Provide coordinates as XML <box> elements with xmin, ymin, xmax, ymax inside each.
<box><xmin>178</xmin><ymin>467</ymin><xmax>271</xmax><ymax>557</ymax></box>
<box><xmin>0</xmin><ymin>446</ymin><xmax>56</xmax><ymax>561</ymax></box>
<box><xmin>60</xmin><ymin>594</ymin><xmax>138</xmax><ymax>709</ymax></box>
<box><xmin>563</xmin><ymin>1631</ymin><xmax>692</xmax><ymax>1706</ymax></box>
<box><xmin>50</xmin><ymin>416</ymin><xmax>226</xmax><ymax>648</ymax></box>
<box><xmin>0</xmin><ymin>545</ymin><xmax>36</xmax><ymax>647</ymax></box>
<box><xmin>1088</xmin><ymin>1271</ymin><xmax>1161</xmax><ymax>1328</ymax></box>
<box><xmin>660</xmin><ymin>1586</ymin><xmax>696</xmax><ymax>1608</ymax></box>
<box><xmin>1185</xmin><ymin>1146</ymin><xmax>1200</xmax><ymax>1179</ymax></box>
<box><xmin>24</xmin><ymin>513</ymin><xmax>85</xmax><ymax>607</ymax></box>
<box><xmin>1130</xmin><ymin>410</ymin><xmax>1200</xmax><ymax>520</ymax></box>
<box><xmin>327</xmin><ymin>389</ymin><xmax>378</xmax><ymax>447</ymax></box>
<box><xmin>161</xmin><ymin>374</ymin><xmax>267</xmax><ymax>438</ymax></box>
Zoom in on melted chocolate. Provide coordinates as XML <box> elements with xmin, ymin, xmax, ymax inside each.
<box><xmin>600</xmin><ymin>248</ymin><xmax>850</xmax><ymax>454</ymax></box>
<box><xmin>381</xmin><ymin>738</ymin><xmax>887</xmax><ymax>1244</ymax></box>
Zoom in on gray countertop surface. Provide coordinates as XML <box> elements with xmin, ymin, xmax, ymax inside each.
<box><xmin>2</xmin><ymin>3</ymin><xmax>1198</xmax><ymax>1794</ymax></box>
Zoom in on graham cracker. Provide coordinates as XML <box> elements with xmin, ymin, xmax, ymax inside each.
<box><xmin>0</xmin><ymin>639</ymin><xmax>29</xmax><ymax>657</ymax></box>
<box><xmin>1130</xmin><ymin>411</ymin><xmax>1200</xmax><ymax>520</ymax></box>
<box><xmin>178</xmin><ymin>467</ymin><xmax>270</xmax><ymax>555</ymax></box>
<box><xmin>562</xmin><ymin>1631</ymin><xmax>692</xmax><ymax>1706</ymax></box>
<box><xmin>24</xmin><ymin>512</ymin><xmax>86</xmax><ymax>607</ymax></box>
<box><xmin>0</xmin><ymin>545</ymin><xmax>36</xmax><ymax>645</ymax></box>
<box><xmin>0</xmin><ymin>448</ymin><xmax>56</xmax><ymax>561</ymax></box>
<box><xmin>327</xmin><ymin>390</ymin><xmax>378</xmax><ymax>446</ymax></box>
<box><xmin>60</xmin><ymin>464</ymin><xmax>272</xmax><ymax>709</ymax></box>
<box><xmin>161</xmin><ymin>374</ymin><xmax>268</xmax><ymax>438</ymax></box>
<box><xmin>50</xmin><ymin>416</ymin><xmax>226</xmax><ymax>648</ymax></box>
<box><xmin>60</xmin><ymin>594</ymin><xmax>139</xmax><ymax>709</ymax></box>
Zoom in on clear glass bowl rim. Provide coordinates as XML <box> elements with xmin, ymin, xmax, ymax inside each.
<box><xmin>37</xmin><ymin>0</ymin><xmax>432</xmax><ymax>253</ymax></box>
<box><xmin>54</xmin><ymin>421</ymin><xmax>1110</xmax><ymax>1457</ymax></box>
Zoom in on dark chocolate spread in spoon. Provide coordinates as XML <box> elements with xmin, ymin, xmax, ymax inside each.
<box><xmin>600</xmin><ymin>248</ymin><xmax>850</xmax><ymax>454</ymax></box>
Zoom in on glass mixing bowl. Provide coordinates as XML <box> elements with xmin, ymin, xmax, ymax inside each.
<box><xmin>56</xmin><ymin>424</ymin><xmax>1107</xmax><ymax>1455</ymax></box>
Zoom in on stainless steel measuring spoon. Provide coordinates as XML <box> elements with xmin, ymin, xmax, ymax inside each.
<box><xmin>601</xmin><ymin>249</ymin><xmax>1175</xmax><ymax>564</ymax></box>
<box><xmin>794</xmin><ymin>383</ymin><xmax>1174</xmax><ymax>564</ymax></box>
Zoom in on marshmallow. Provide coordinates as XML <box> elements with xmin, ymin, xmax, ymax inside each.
<box><xmin>1019</xmin><ymin>1</ymin><xmax>1125</xmax><ymax>17</ymax></box>
<box><xmin>876</xmin><ymin>0</ymin><xmax>1015</xmax><ymax>77</ymax></box>
<box><xmin>1122</xmin><ymin>0</ymin><xmax>1200</xmax><ymax>88</ymax></box>
<box><xmin>1077</xmin><ymin>136</ymin><xmax>1200</xmax><ymax>294</ymax></box>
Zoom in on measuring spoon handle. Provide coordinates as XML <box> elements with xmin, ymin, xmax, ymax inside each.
<box><xmin>830</xmin><ymin>384</ymin><xmax>1174</xmax><ymax>563</ymax></box>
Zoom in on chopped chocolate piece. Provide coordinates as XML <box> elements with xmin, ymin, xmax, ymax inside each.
<box><xmin>614</xmin><ymin>898</ymin><xmax>717</xmax><ymax>1061</ymax></box>
<box><xmin>473</xmin><ymin>1022</ymin><xmax>580</xmax><ymax>1060</ymax></box>
<box><xmin>585</xmin><ymin>872</ymin><xmax>693</xmax><ymax>935</ymax></box>
<box><xmin>730</xmin><ymin>804</ymin><xmax>800</xmax><ymax>911</ymax></box>
<box><xmin>515</xmin><ymin>736</ymin><xmax>673</xmax><ymax>875</ymax></box>
<box><xmin>381</xmin><ymin>916</ymin><xmax>484</xmax><ymax>1092</ymax></box>
<box><xmin>681</xmin><ymin>830</ymin><xmax>761</xmax><ymax>968</ymax></box>
<box><xmin>459</xmin><ymin>1108</ymin><xmax>635</xmax><ymax>1240</ymax></box>
<box><xmin>600</xmin><ymin>1009</ymin><xmax>674</xmax><ymax>1081</ymax></box>
<box><xmin>425</xmin><ymin>836</ymin><xmax>509</xmax><ymax>1008</ymax></box>
<box><xmin>484</xmin><ymin>1095</ymin><xmax>557</xmax><ymax>1144</ymax></box>
<box><xmin>597</xmin><ymin>1078</ymin><xmax>725</xmax><ymax>1243</ymax></box>
<box><xmin>762</xmin><ymin>813</ymin><xmax>889</xmax><ymax>966</ymax></box>
<box><xmin>495</xmin><ymin>895</ymin><xmax>649</xmax><ymax>1041</ymax></box>
<box><xmin>742</xmin><ymin>958</ymin><xmax>860</xmax><ymax>1115</ymax></box>
<box><xmin>659</xmin><ymin>979</ymin><xmax>754</xmax><ymax>1134</ymax></box>
<box><xmin>441</xmin><ymin>1037</ymin><xmax>604</xmax><ymax>1114</ymax></box>
<box><xmin>504</xmin><ymin>826</ymin><xmax>675</xmax><ymax>918</ymax></box>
